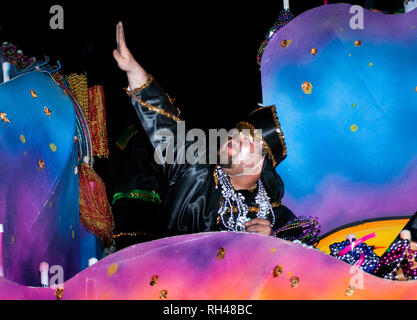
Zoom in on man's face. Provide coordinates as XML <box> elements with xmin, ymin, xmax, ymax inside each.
<box><xmin>219</xmin><ymin>130</ymin><xmax>265</xmax><ymax>177</ymax></box>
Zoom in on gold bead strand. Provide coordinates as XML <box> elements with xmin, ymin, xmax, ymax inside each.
<box><xmin>66</xmin><ymin>73</ymin><xmax>89</xmax><ymax>119</ymax></box>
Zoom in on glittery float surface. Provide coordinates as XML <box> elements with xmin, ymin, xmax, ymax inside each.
<box><xmin>261</xmin><ymin>4</ymin><xmax>417</xmax><ymax>237</ymax></box>
<box><xmin>0</xmin><ymin>232</ymin><xmax>416</xmax><ymax>300</ymax></box>
<box><xmin>0</xmin><ymin>71</ymin><xmax>96</xmax><ymax>286</ymax></box>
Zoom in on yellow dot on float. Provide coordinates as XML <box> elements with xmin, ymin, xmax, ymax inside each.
<box><xmin>350</xmin><ymin>124</ymin><xmax>359</xmax><ymax>132</ymax></box>
<box><xmin>411</xmin><ymin>25</ymin><xmax>415</xmax><ymax>29</ymax></box>
<box><xmin>348</xmin><ymin>53</ymin><xmax>352</xmax><ymax>56</ymax></box>
<box><xmin>11</xmin><ymin>235</ymin><xmax>15</xmax><ymax>245</ymax></box>
<box><xmin>352</xmin><ymin>103</ymin><xmax>356</xmax><ymax>108</ymax></box>
<box><xmin>301</xmin><ymin>81</ymin><xmax>313</xmax><ymax>95</ymax></box>
<box><xmin>20</xmin><ymin>134</ymin><xmax>26</xmax><ymax>144</ymax></box>
<box><xmin>270</xmin><ymin>248</ymin><xmax>277</xmax><ymax>253</ymax></box>
<box><xmin>72</xmin><ymin>230</ymin><xmax>75</xmax><ymax>240</ymax></box>
<box><xmin>23</xmin><ymin>151</ymin><xmax>27</xmax><ymax>156</ymax></box>
<box><xmin>369</xmin><ymin>62</ymin><xmax>373</xmax><ymax>67</ymax></box>
<box><xmin>107</xmin><ymin>263</ymin><xmax>118</xmax><ymax>277</ymax></box>
<box><xmin>50</xmin><ymin>143</ymin><xmax>57</xmax><ymax>152</ymax></box>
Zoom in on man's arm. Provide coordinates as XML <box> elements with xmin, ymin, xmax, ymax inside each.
<box><xmin>113</xmin><ymin>22</ymin><xmax>184</xmax><ymax>181</ymax></box>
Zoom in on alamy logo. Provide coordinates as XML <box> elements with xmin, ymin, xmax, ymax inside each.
<box><xmin>349</xmin><ymin>5</ymin><xmax>364</xmax><ymax>30</ymax></box>
<box><xmin>40</xmin><ymin>263</ymin><xmax>64</xmax><ymax>289</ymax></box>
<box><xmin>49</xmin><ymin>5</ymin><xmax>64</xmax><ymax>30</ymax></box>
<box><xmin>153</xmin><ymin>121</ymin><xmax>265</xmax><ymax>175</ymax></box>
<box><xmin>349</xmin><ymin>265</ymin><xmax>365</xmax><ymax>290</ymax></box>
<box><xmin>49</xmin><ymin>265</ymin><xmax>64</xmax><ymax>289</ymax></box>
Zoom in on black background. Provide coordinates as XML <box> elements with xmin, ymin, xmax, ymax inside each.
<box><xmin>0</xmin><ymin>0</ymin><xmax>404</xmax><ymax>183</ymax></box>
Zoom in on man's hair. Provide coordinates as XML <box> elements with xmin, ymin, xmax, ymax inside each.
<box><xmin>217</xmin><ymin>122</ymin><xmax>267</xmax><ymax>166</ymax></box>
<box><xmin>235</xmin><ymin>121</ymin><xmax>267</xmax><ymax>157</ymax></box>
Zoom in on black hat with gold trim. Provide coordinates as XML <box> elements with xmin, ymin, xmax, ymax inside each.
<box><xmin>236</xmin><ymin>105</ymin><xmax>287</xmax><ymax>168</ymax></box>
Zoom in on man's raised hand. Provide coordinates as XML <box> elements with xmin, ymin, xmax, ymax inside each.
<box><xmin>113</xmin><ymin>21</ymin><xmax>149</xmax><ymax>90</ymax></box>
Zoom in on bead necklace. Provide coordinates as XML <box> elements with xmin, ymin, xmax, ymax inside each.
<box><xmin>329</xmin><ymin>239</ymin><xmax>380</xmax><ymax>274</ymax></box>
<box><xmin>375</xmin><ymin>239</ymin><xmax>417</xmax><ymax>280</ymax></box>
<box><xmin>214</xmin><ymin>166</ymin><xmax>275</xmax><ymax>232</ymax></box>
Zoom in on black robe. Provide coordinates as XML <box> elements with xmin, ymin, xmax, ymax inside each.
<box><xmin>125</xmin><ymin>76</ymin><xmax>302</xmax><ymax>239</ymax></box>
<box><xmin>110</xmin><ymin>123</ymin><xmax>164</xmax><ymax>249</ymax></box>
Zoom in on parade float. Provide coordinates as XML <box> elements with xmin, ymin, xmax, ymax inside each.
<box><xmin>0</xmin><ymin>2</ymin><xmax>417</xmax><ymax>299</ymax></box>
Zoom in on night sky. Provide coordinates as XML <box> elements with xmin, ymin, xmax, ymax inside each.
<box><xmin>0</xmin><ymin>0</ymin><xmax>404</xmax><ymax>184</ymax></box>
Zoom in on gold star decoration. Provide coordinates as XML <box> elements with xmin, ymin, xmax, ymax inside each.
<box><xmin>290</xmin><ymin>276</ymin><xmax>300</xmax><ymax>288</ymax></box>
<box><xmin>0</xmin><ymin>112</ymin><xmax>11</xmax><ymax>123</ymax></box>
<box><xmin>217</xmin><ymin>247</ymin><xmax>226</xmax><ymax>261</ymax></box>
<box><xmin>150</xmin><ymin>275</ymin><xmax>159</xmax><ymax>286</ymax></box>
<box><xmin>280</xmin><ymin>39</ymin><xmax>292</xmax><ymax>49</ymax></box>
<box><xmin>273</xmin><ymin>265</ymin><xmax>284</xmax><ymax>277</ymax></box>
<box><xmin>38</xmin><ymin>160</ymin><xmax>46</xmax><ymax>170</ymax></box>
<box><xmin>44</xmin><ymin>107</ymin><xmax>52</xmax><ymax>116</ymax></box>
<box><xmin>55</xmin><ymin>288</ymin><xmax>64</xmax><ymax>300</ymax></box>
<box><xmin>159</xmin><ymin>290</ymin><xmax>168</xmax><ymax>299</ymax></box>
